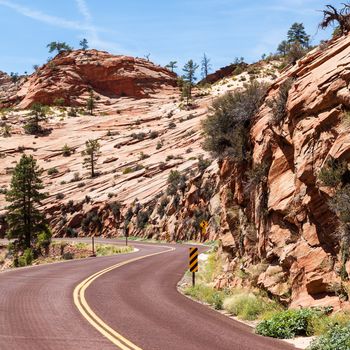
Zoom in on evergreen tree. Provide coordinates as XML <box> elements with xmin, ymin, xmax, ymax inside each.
<box><xmin>277</xmin><ymin>40</ymin><xmax>290</xmax><ymax>56</ymax></box>
<box><xmin>5</xmin><ymin>154</ymin><xmax>47</xmax><ymax>249</ymax></box>
<box><xmin>86</xmin><ymin>90</ymin><xmax>95</xmax><ymax>115</ymax></box>
<box><xmin>182</xmin><ymin>59</ymin><xmax>199</xmax><ymax>100</ymax></box>
<box><xmin>181</xmin><ymin>82</ymin><xmax>191</xmax><ymax>105</ymax></box>
<box><xmin>287</xmin><ymin>23</ymin><xmax>310</xmax><ymax>48</ymax></box>
<box><xmin>201</xmin><ymin>53</ymin><xmax>212</xmax><ymax>79</ymax></box>
<box><xmin>79</xmin><ymin>38</ymin><xmax>89</xmax><ymax>50</ymax></box>
<box><xmin>82</xmin><ymin>139</ymin><xmax>101</xmax><ymax>178</ymax></box>
<box><xmin>24</xmin><ymin>103</ymin><xmax>47</xmax><ymax>135</ymax></box>
<box><xmin>165</xmin><ymin>61</ymin><xmax>178</xmax><ymax>72</ymax></box>
<box><xmin>47</xmin><ymin>41</ymin><xmax>73</xmax><ymax>54</ymax></box>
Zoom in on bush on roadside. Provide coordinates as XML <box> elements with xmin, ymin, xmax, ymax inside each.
<box><xmin>36</xmin><ymin>229</ymin><xmax>52</xmax><ymax>252</ymax></box>
<box><xmin>17</xmin><ymin>248</ymin><xmax>34</xmax><ymax>267</ymax></box>
<box><xmin>256</xmin><ymin>308</ymin><xmax>318</xmax><ymax>339</ymax></box>
<box><xmin>308</xmin><ymin>310</ymin><xmax>350</xmax><ymax>335</ymax></box>
<box><xmin>223</xmin><ymin>293</ymin><xmax>276</xmax><ymax>321</ymax></box>
<box><xmin>308</xmin><ymin>324</ymin><xmax>350</xmax><ymax>350</ymax></box>
<box><xmin>96</xmin><ymin>244</ymin><xmax>132</xmax><ymax>256</ymax></box>
<box><xmin>184</xmin><ymin>284</ymin><xmax>225</xmax><ymax>310</ymax></box>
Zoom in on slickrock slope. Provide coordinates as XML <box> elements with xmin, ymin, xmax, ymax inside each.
<box><xmin>12</xmin><ymin>50</ymin><xmax>177</xmax><ymax>108</ymax></box>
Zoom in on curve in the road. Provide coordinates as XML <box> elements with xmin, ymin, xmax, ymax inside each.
<box><xmin>74</xmin><ymin>245</ymin><xmax>175</xmax><ymax>350</ymax></box>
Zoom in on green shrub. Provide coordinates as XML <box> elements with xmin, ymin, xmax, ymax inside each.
<box><xmin>62</xmin><ymin>252</ymin><xmax>74</xmax><ymax>260</ymax></box>
<box><xmin>223</xmin><ymin>293</ymin><xmax>275</xmax><ymax>320</ymax></box>
<box><xmin>318</xmin><ymin>158</ymin><xmax>347</xmax><ymax>188</ymax></box>
<box><xmin>139</xmin><ymin>152</ymin><xmax>150</xmax><ymax>160</ymax></box>
<box><xmin>308</xmin><ymin>325</ymin><xmax>350</xmax><ymax>350</ymax></box>
<box><xmin>62</xmin><ymin>144</ymin><xmax>72</xmax><ymax>157</ymax></box>
<box><xmin>56</xmin><ymin>193</ymin><xmax>64</xmax><ymax>200</ymax></box>
<box><xmin>68</xmin><ymin>107</ymin><xmax>77</xmax><ymax>117</ymax></box>
<box><xmin>201</xmin><ymin>252</ymin><xmax>222</xmax><ymax>283</ymax></box>
<box><xmin>1</xmin><ymin>124</ymin><xmax>11</xmax><ymax>137</ymax></box>
<box><xmin>47</xmin><ymin>167</ymin><xmax>59</xmax><ymax>175</ymax></box>
<box><xmin>137</xmin><ymin>209</ymin><xmax>151</xmax><ymax>229</ymax></box>
<box><xmin>167</xmin><ymin>170</ymin><xmax>187</xmax><ymax>195</ymax></box>
<box><xmin>157</xmin><ymin>197</ymin><xmax>169</xmax><ymax>218</ymax></box>
<box><xmin>198</xmin><ymin>155</ymin><xmax>211</xmax><ymax>173</ymax></box>
<box><xmin>184</xmin><ymin>284</ymin><xmax>225</xmax><ymax>310</ymax></box>
<box><xmin>18</xmin><ymin>248</ymin><xmax>34</xmax><ymax>267</ymax></box>
<box><xmin>309</xmin><ymin>311</ymin><xmax>350</xmax><ymax>336</ymax></box>
<box><xmin>96</xmin><ymin>244</ymin><xmax>132</xmax><ymax>256</ymax></box>
<box><xmin>36</xmin><ymin>229</ymin><xmax>52</xmax><ymax>251</ymax></box>
<box><xmin>131</xmin><ymin>132</ymin><xmax>146</xmax><ymax>140</ymax></box>
<box><xmin>150</xmin><ymin>131</ymin><xmax>159</xmax><ymax>139</ymax></box>
<box><xmin>267</xmin><ymin>79</ymin><xmax>293</xmax><ymax>125</ymax></box>
<box><xmin>202</xmin><ymin>81</ymin><xmax>267</xmax><ymax>159</ymax></box>
<box><xmin>54</xmin><ymin>98</ymin><xmax>65</xmax><ymax>106</ymax></box>
<box><xmin>256</xmin><ymin>308</ymin><xmax>318</xmax><ymax>339</ymax></box>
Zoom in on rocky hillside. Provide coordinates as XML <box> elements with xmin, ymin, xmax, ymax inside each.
<box><xmin>0</xmin><ymin>50</ymin><xmax>177</xmax><ymax>109</ymax></box>
<box><xmin>0</xmin><ymin>50</ymin><xmax>280</xmax><ymax>240</ymax></box>
<box><xmin>4</xmin><ymin>35</ymin><xmax>349</xmax><ymax>311</ymax></box>
<box><xmin>141</xmin><ymin>34</ymin><xmax>350</xmax><ymax>310</ymax></box>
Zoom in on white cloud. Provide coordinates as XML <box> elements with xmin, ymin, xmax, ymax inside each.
<box><xmin>0</xmin><ymin>0</ymin><xmax>99</xmax><ymax>32</ymax></box>
<box><xmin>74</xmin><ymin>0</ymin><xmax>126</xmax><ymax>53</ymax></box>
<box><xmin>0</xmin><ymin>0</ymin><xmax>126</xmax><ymax>54</ymax></box>
<box><xmin>75</xmin><ymin>0</ymin><xmax>92</xmax><ymax>22</ymax></box>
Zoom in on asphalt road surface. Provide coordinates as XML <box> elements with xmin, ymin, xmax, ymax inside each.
<box><xmin>0</xmin><ymin>239</ymin><xmax>295</xmax><ymax>350</ymax></box>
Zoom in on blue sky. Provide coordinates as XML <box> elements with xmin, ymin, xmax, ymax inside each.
<box><xmin>0</xmin><ymin>0</ymin><xmax>344</xmax><ymax>75</ymax></box>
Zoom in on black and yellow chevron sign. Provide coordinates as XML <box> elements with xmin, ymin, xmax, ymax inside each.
<box><xmin>189</xmin><ymin>247</ymin><xmax>199</xmax><ymax>272</ymax></box>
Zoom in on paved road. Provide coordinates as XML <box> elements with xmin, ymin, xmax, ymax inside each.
<box><xmin>0</xmin><ymin>239</ymin><xmax>295</xmax><ymax>350</ymax></box>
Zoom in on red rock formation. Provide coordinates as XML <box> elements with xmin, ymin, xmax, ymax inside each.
<box><xmin>13</xmin><ymin>50</ymin><xmax>177</xmax><ymax>108</ymax></box>
<box><xmin>0</xmin><ymin>71</ymin><xmax>23</xmax><ymax>107</ymax></box>
<box><xmin>211</xmin><ymin>35</ymin><xmax>350</xmax><ymax>309</ymax></box>
<box><xmin>139</xmin><ymin>35</ymin><xmax>350</xmax><ymax>309</ymax></box>
<box><xmin>200</xmin><ymin>63</ymin><xmax>248</xmax><ymax>84</ymax></box>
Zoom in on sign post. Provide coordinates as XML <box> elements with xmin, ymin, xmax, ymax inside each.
<box><xmin>91</xmin><ymin>235</ymin><xmax>96</xmax><ymax>257</ymax></box>
<box><xmin>189</xmin><ymin>247</ymin><xmax>199</xmax><ymax>287</ymax></box>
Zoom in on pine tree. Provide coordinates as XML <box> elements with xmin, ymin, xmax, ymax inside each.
<box><xmin>287</xmin><ymin>23</ymin><xmax>310</xmax><ymax>48</ymax></box>
<box><xmin>277</xmin><ymin>40</ymin><xmax>290</xmax><ymax>56</ymax></box>
<box><xmin>79</xmin><ymin>38</ymin><xmax>89</xmax><ymax>50</ymax></box>
<box><xmin>47</xmin><ymin>41</ymin><xmax>73</xmax><ymax>54</ymax></box>
<box><xmin>82</xmin><ymin>139</ymin><xmax>101</xmax><ymax>178</ymax></box>
<box><xmin>182</xmin><ymin>59</ymin><xmax>199</xmax><ymax>101</ymax></box>
<box><xmin>165</xmin><ymin>61</ymin><xmax>178</xmax><ymax>72</ymax></box>
<box><xmin>5</xmin><ymin>154</ymin><xmax>47</xmax><ymax>249</ymax></box>
<box><xmin>86</xmin><ymin>90</ymin><xmax>95</xmax><ymax>115</ymax></box>
<box><xmin>201</xmin><ymin>53</ymin><xmax>211</xmax><ymax>79</ymax></box>
<box><xmin>24</xmin><ymin>103</ymin><xmax>47</xmax><ymax>135</ymax></box>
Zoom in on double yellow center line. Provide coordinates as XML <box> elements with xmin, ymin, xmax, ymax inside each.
<box><xmin>73</xmin><ymin>246</ymin><xmax>175</xmax><ymax>350</ymax></box>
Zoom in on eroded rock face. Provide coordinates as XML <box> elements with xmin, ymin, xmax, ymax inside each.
<box><xmin>141</xmin><ymin>34</ymin><xmax>350</xmax><ymax>309</ymax></box>
<box><xmin>212</xmin><ymin>35</ymin><xmax>350</xmax><ymax>309</ymax></box>
<box><xmin>13</xmin><ymin>50</ymin><xmax>177</xmax><ymax>108</ymax></box>
<box><xmin>0</xmin><ymin>71</ymin><xmax>23</xmax><ymax>107</ymax></box>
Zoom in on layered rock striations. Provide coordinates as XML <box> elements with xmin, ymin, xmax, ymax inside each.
<box><xmin>1</xmin><ymin>50</ymin><xmax>177</xmax><ymax>109</ymax></box>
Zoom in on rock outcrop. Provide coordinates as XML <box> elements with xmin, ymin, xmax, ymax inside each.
<box><xmin>127</xmin><ymin>35</ymin><xmax>350</xmax><ymax>309</ymax></box>
<box><xmin>200</xmin><ymin>63</ymin><xmax>247</xmax><ymax>84</ymax></box>
<box><xmin>204</xmin><ymin>35</ymin><xmax>350</xmax><ymax>309</ymax></box>
<box><xmin>0</xmin><ymin>71</ymin><xmax>23</xmax><ymax>107</ymax></box>
<box><xmin>5</xmin><ymin>50</ymin><xmax>177</xmax><ymax>109</ymax></box>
